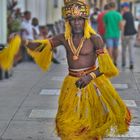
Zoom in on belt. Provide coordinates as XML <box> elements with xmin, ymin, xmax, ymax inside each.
<box><xmin>69</xmin><ymin>65</ymin><xmax>97</xmax><ymax>77</ymax></box>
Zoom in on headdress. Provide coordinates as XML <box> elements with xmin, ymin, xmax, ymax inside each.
<box><xmin>62</xmin><ymin>0</ymin><xmax>90</xmax><ymax>19</ymax></box>
<box><xmin>63</xmin><ymin>0</ymin><xmax>96</xmax><ymax>40</ymax></box>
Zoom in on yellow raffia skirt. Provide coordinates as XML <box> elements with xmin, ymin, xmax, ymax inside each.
<box><xmin>55</xmin><ymin>74</ymin><xmax>131</xmax><ymax>140</ymax></box>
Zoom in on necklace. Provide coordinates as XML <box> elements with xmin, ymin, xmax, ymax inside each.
<box><xmin>68</xmin><ymin>36</ymin><xmax>85</xmax><ymax>60</ymax></box>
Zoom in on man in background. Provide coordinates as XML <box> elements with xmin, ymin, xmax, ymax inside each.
<box><xmin>97</xmin><ymin>4</ymin><xmax>110</xmax><ymax>41</ymax></box>
<box><xmin>121</xmin><ymin>2</ymin><xmax>137</xmax><ymax>69</ymax></box>
<box><xmin>21</xmin><ymin>11</ymin><xmax>34</xmax><ymax>61</ymax></box>
<box><xmin>103</xmin><ymin>2</ymin><xmax>123</xmax><ymax>66</ymax></box>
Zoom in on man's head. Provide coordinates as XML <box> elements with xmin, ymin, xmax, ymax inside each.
<box><xmin>69</xmin><ymin>17</ymin><xmax>85</xmax><ymax>34</ymax></box>
<box><xmin>121</xmin><ymin>2</ymin><xmax>130</xmax><ymax>12</ymax></box>
<box><xmin>32</xmin><ymin>17</ymin><xmax>39</xmax><ymax>26</ymax></box>
<box><xmin>24</xmin><ymin>11</ymin><xmax>31</xmax><ymax>20</ymax></box>
<box><xmin>104</xmin><ymin>3</ymin><xmax>110</xmax><ymax>11</ymax></box>
<box><xmin>39</xmin><ymin>26</ymin><xmax>48</xmax><ymax>36</ymax></box>
<box><xmin>108</xmin><ymin>2</ymin><xmax>116</xmax><ymax>10</ymax></box>
<box><xmin>63</xmin><ymin>0</ymin><xmax>96</xmax><ymax>39</ymax></box>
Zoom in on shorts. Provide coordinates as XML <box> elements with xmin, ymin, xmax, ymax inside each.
<box><xmin>106</xmin><ymin>38</ymin><xmax>119</xmax><ymax>48</ymax></box>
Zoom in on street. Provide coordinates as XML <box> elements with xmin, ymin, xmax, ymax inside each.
<box><xmin>0</xmin><ymin>46</ymin><xmax>140</xmax><ymax>140</ymax></box>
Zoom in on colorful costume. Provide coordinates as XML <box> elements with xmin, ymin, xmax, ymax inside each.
<box><xmin>0</xmin><ymin>0</ymin><xmax>131</xmax><ymax>140</ymax></box>
<box><xmin>26</xmin><ymin>42</ymin><xmax>131</xmax><ymax>140</ymax></box>
<box><xmin>26</xmin><ymin>1</ymin><xmax>131</xmax><ymax>139</ymax></box>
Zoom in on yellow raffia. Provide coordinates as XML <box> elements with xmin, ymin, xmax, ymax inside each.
<box><xmin>97</xmin><ymin>48</ymin><xmax>119</xmax><ymax>78</ymax></box>
<box><xmin>56</xmin><ymin>75</ymin><xmax>131</xmax><ymax>140</ymax></box>
<box><xmin>64</xmin><ymin>19</ymin><xmax>96</xmax><ymax>40</ymax></box>
<box><xmin>0</xmin><ymin>35</ymin><xmax>21</xmax><ymax>70</ymax></box>
<box><xmin>65</xmin><ymin>21</ymin><xmax>71</xmax><ymax>40</ymax></box>
<box><xmin>84</xmin><ymin>20</ymin><xmax>96</xmax><ymax>39</ymax></box>
<box><xmin>26</xmin><ymin>39</ymin><xmax>53</xmax><ymax>71</ymax></box>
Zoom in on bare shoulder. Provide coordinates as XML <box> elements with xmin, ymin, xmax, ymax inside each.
<box><xmin>90</xmin><ymin>34</ymin><xmax>103</xmax><ymax>43</ymax></box>
<box><xmin>90</xmin><ymin>34</ymin><xmax>104</xmax><ymax>50</ymax></box>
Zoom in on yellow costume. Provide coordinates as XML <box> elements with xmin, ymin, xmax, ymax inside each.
<box><xmin>56</xmin><ymin>54</ymin><xmax>131</xmax><ymax>140</ymax></box>
<box><xmin>26</xmin><ymin>44</ymin><xmax>131</xmax><ymax>140</ymax></box>
<box><xmin>0</xmin><ymin>35</ymin><xmax>21</xmax><ymax>70</ymax></box>
<box><xmin>0</xmin><ymin>0</ymin><xmax>131</xmax><ymax>140</ymax></box>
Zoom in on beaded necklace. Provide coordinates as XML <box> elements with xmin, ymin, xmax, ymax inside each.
<box><xmin>68</xmin><ymin>36</ymin><xmax>85</xmax><ymax>60</ymax></box>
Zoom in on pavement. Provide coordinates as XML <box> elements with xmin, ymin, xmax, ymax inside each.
<box><xmin>0</xmin><ymin>46</ymin><xmax>140</xmax><ymax>140</ymax></box>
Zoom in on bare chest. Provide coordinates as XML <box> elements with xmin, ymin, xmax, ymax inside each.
<box><xmin>65</xmin><ymin>39</ymin><xmax>94</xmax><ymax>56</ymax></box>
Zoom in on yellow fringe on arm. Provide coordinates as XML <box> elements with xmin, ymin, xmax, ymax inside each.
<box><xmin>0</xmin><ymin>35</ymin><xmax>21</xmax><ymax>70</ymax></box>
<box><xmin>97</xmin><ymin>48</ymin><xmax>119</xmax><ymax>78</ymax></box>
<box><xmin>26</xmin><ymin>39</ymin><xmax>53</xmax><ymax>71</ymax></box>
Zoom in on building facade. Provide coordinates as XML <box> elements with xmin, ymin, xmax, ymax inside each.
<box><xmin>0</xmin><ymin>0</ymin><xmax>140</xmax><ymax>44</ymax></box>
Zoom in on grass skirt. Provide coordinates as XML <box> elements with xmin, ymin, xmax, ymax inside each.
<box><xmin>56</xmin><ymin>74</ymin><xmax>131</xmax><ymax>140</ymax></box>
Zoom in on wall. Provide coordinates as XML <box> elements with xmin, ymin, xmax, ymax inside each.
<box><xmin>0</xmin><ymin>0</ymin><xmax>7</xmax><ymax>44</ymax></box>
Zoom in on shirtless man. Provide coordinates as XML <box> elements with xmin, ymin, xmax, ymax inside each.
<box><xmin>26</xmin><ymin>17</ymin><xmax>102</xmax><ymax>89</ymax></box>
<box><xmin>7</xmin><ymin>0</ymin><xmax>131</xmax><ymax>140</ymax></box>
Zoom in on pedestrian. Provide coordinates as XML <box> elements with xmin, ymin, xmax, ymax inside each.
<box><xmin>90</xmin><ymin>7</ymin><xmax>100</xmax><ymax>31</ymax></box>
<box><xmin>97</xmin><ymin>4</ymin><xmax>110</xmax><ymax>41</ymax></box>
<box><xmin>32</xmin><ymin>17</ymin><xmax>40</xmax><ymax>39</ymax></box>
<box><xmin>20</xmin><ymin>11</ymin><xmax>34</xmax><ymax>61</ymax></box>
<box><xmin>4</xmin><ymin>0</ymin><xmax>131</xmax><ymax>139</ymax></box>
<box><xmin>103</xmin><ymin>2</ymin><xmax>123</xmax><ymax>66</ymax></box>
<box><xmin>121</xmin><ymin>2</ymin><xmax>137</xmax><ymax>69</ymax></box>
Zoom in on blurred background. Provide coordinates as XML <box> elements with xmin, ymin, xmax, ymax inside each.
<box><xmin>0</xmin><ymin>0</ymin><xmax>139</xmax><ymax>78</ymax></box>
<box><xmin>0</xmin><ymin>0</ymin><xmax>140</xmax><ymax>44</ymax></box>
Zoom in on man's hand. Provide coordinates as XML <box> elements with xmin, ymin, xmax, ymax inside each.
<box><xmin>75</xmin><ymin>74</ymin><xmax>93</xmax><ymax>89</ymax></box>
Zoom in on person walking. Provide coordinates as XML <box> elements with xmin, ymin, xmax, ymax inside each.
<box><xmin>121</xmin><ymin>2</ymin><xmax>137</xmax><ymax>69</ymax></box>
<box><xmin>3</xmin><ymin>0</ymin><xmax>131</xmax><ymax>139</ymax></box>
<box><xmin>20</xmin><ymin>11</ymin><xmax>34</xmax><ymax>61</ymax></box>
<box><xmin>103</xmin><ymin>2</ymin><xmax>123</xmax><ymax>66</ymax></box>
<box><xmin>97</xmin><ymin>4</ymin><xmax>110</xmax><ymax>41</ymax></box>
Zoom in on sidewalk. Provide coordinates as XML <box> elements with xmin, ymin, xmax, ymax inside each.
<box><xmin>0</xmin><ymin>47</ymin><xmax>140</xmax><ymax>140</ymax></box>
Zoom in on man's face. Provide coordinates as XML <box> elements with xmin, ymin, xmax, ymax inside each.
<box><xmin>122</xmin><ymin>7</ymin><xmax>129</xmax><ymax>12</ymax></box>
<box><xmin>25</xmin><ymin>13</ymin><xmax>31</xmax><ymax>20</ymax></box>
<box><xmin>69</xmin><ymin>17</ymin><xmax>85</xmax><ymax>34</ymax></box>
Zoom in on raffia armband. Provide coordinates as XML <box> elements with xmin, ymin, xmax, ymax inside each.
<box><xmin>89</xmin><ymin>72</ymin><xmax>96</xmax><ymax>80</ymax></box>
<box><xmin>96</xmin><ymin>48</ymin><xmax>107</xmax><ymax>55</ymax></box>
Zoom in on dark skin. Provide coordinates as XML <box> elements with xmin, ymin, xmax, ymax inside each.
<box><xmin>23</xmin><ymin>17</ymin><xmax>104</xmax><ymax>89</ymax></box>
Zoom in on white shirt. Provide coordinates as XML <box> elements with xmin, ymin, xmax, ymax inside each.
<box><xmin>32</xmin><ymin>25</ymin><xmax>40</xmax><ymax>39</ymax></box>
<box><xmin>21</xmin><ymin>19</ymin><xmax>34</xmax><ymax>40</ymax></box>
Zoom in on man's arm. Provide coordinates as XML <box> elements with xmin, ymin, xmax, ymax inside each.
<box><xmin>118</xmin><ymin>13</ymin><xmax>124</xmax><ymax>31</ymax></box>
<box><xmin>22</xmin><ymin>39</ymin><xmax>39</xmax><ymax>50</ymax></box>
<box><xmin>91</xmin><ymin>35</ymin><xmax>119</xmax><ymax>78</ymax></box>
<box><xmin>23</xmin><ymin>33</ymin><xmax>65</xmax><ymax>51</ymax></box>
<box><xmin>119</xmin><ymin>20</ymin><xmax>125</xmax><ymax>31</ymax></box>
